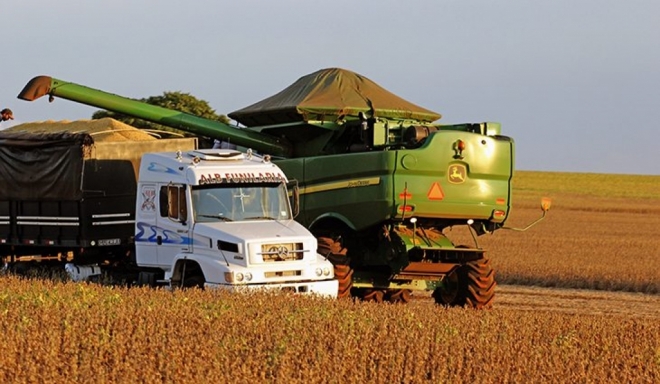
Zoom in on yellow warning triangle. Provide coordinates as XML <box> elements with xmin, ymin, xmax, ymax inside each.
<box><xmin>427</xmin><ymin>182</ymin><xmax>444</xmax><ymax>200</ymax></box>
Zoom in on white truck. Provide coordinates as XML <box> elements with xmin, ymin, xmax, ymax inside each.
<box><xmin>0</xmin><ymin>130</ymin><xmax>337</xmax><ymax>296</ymax></box>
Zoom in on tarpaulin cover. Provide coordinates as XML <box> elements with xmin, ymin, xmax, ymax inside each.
<box><xmin>0</xmin><ymin>132</ymin><xmax>92</xmax><ymax>200</ymax></box>
<box><xmin>228</xmin><ymin>68</ymin><xmax>441</xmax><ymax>127</ymax></box>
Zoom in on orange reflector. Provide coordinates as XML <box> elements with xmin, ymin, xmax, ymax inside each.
<box><xmin>399</xmin><ymin>192</ymin><xmax>412</xmax><ymax>199</ymax></box>
<box><xmin>496</xmin><ymin>198</ymin><xmax>506</xmax><ymax>205</ymax></box>
<box><xmin>427</xmin><ymin>182</ymin><xmax>444</xmax><ymax>200</ymax></box>
<box><xmin>398</xmin><ymin>205</ymin><xmax>414</xmax><ymax>212</ymax></box>
<box><xmin>494</xmin><ymin>210</ymin><xmax>506</xmax><ymax>218</ymax></box>
<box><xmin>541</xmin><ymin>197</ymin><xmax>552</xmax><ymax>211</ymax></box>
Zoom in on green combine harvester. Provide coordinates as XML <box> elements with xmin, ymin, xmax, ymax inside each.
<box><xmin>18</xmin><ymin>68</ymin><xmax>549</xmax><ymax>307</ymax></box>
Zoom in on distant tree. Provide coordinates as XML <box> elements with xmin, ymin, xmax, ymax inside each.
<box><xmin>92</xmin><ymin>91</ymin><xmax>230</xmax><ymax>147</ymax></box>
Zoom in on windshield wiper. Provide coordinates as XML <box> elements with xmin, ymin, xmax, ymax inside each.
<box><xmin>198</xmin><ymin>214</ymin><xmax>233</xmax><ymax>222</ymax></box>
<box><xmin>243</xmin><ymin>216</ymin><xmax>277</xmax><ymax>220</ymax></box>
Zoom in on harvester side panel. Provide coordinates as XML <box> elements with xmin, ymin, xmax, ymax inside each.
<box><xmin>277</xmin><ymin>151</ymin><xmax>397</xmax><ymax>231</ymax></box>
<box><xmin>393</xmin><ymin>130</ymin><xmax>514</xmax><ymax>224</ymax></box>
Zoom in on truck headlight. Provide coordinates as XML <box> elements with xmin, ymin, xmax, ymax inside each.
<box><xmin>225</xmin><ymin>271</ymin><xmax>249</xmax><ymax>283</ymax></box>
<box><xmin>315</xmin><ymin>268</ymin><xmax>323</xmax><ymax>277</ymax></box>
<box><xmin>323</xmin><ymin>267</ymin><xmax>331</xmax><ymax>276</ymax></box>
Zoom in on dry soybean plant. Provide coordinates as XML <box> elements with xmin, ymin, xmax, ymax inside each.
<box><xmin>0</xmin><ymin>275</ymin><xmax>658</xmax><ymax>383</ymax></box>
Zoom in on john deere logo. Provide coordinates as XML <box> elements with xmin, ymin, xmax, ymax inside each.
<box><xmin>448</xmin><ymin>164</ymin><xmax>467</xmax><ymax>184</ymax></box>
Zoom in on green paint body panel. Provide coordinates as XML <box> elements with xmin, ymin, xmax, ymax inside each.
<box><xmin>275</xmin><ymin>129</ymin><xmax>514</xmax><ymax>231</ymax></box>
<box><xmin>18</xmin><ymin>72</ymin><xmax>515</xmax><ymax>292</ymax></box>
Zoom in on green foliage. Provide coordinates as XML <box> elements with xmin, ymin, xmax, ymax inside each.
<box><xmin>92</xmin><ymin>91</ymin><xmax>229</xmax><ymax>146</ymax></box>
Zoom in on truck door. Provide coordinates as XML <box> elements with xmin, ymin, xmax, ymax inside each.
<box><xmin>156</xmin><ymin>184</ymin><xmax>192</xmax><ymax>268</ymax></box>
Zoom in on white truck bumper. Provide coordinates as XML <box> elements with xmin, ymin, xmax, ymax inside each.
<box><xmin>206</xmin><ymin>279</ymin><xmax>338</xmax><ymax>298</ymax></box>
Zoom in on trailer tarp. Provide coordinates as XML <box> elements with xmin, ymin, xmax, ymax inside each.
<box><xmin>0</xmin><ymin>132</ymin><xmax>91</xmax><ymax>200</ymax></box>
<box><xmin>228</xmin><ymin>68</ymin><xmax>441</xmax><ymax>127</ymax></box>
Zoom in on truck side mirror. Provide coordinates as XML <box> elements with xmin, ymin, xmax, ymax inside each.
<box><xmin>287</xmin><ymin>180</ymin><xmax>300</xmax><ymax>219</ymax></box>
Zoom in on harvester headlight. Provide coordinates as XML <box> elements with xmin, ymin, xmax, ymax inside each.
<box><xmin>235</xmin><ymin>272</ymin><xmax>244</xmax><ymax>282</ymax></box>
<box><xmin>315</xmin><ymin>268</ymin><xmax>323</xmax><ymax>277</ymax></box>
<box><xmin>323</xmin><ymin>267</ymin><xmax>331</xmax><ymax>276</ymax></box>
<box><xmin>245</xmin><ymin>272</ymin><xmax>253</xmax><ymax>281</ymax></box>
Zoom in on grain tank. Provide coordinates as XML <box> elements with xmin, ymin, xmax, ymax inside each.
<box><xmin>18</xmin><ymin>69</ymin><xmax>549</xmax><ymax>307</ymax></box>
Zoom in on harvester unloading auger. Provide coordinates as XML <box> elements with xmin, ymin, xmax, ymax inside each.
<box><xmin>18</xmin><ymin>68</ymin><xmax>549</xmax><ymax>307</ymax></box>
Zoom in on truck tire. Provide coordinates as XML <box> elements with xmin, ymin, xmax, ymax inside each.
<box><xmin>317</xmin><ymin>236</ymin><xmax>353</xmax><ymax>299</ymax></box>
<box><xmin>432</xmin><ymin>257</ymin><xmax>496</xmax><ymax>309</ymax></box>
<box><xmin>182</xmin><ymin>274</ymin><xmax>205</xmax><ymax>289</ymax></box>
<box><xmin>137</xmin><ymin>271</ymin><xmax>157</xmax><ymax>287</ymax></box>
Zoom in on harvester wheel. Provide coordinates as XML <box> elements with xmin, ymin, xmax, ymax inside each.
<box><xmin>361</xmin><ymin>289</ymin><xmax>385</xmax><ymax>303</ymax></box>
<box><xmin>432</xmin><ymin>257</ymin><xmax>496</xmax><ymax>309</ymax></box>
<box><xmin>317</xmin><ymin>236</ymin><xmax>353</xmax><ymax>299</ymax></box>
<box><xmin>386</xmin><ymin>289</ymin><xmax>412</xmax><ymax>304</ymax></box>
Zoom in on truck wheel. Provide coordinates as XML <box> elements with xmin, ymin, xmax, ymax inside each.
<box><xmin>432</xmin><ymin>258</ymin><xmax>496</xmax><ymax>309</ymax></box>
<box><xmin>137</xmin><ymin>271</ymin><xmax>157</xmax><ymax>287</ymax></box>
<box><xmin>386</xmin><ymin>289</ymin><xmax>412</xmax><ymax>304</ymax></box>
<box><xmin>317</xmin><ymin>236</ymin><xmax>353</xmax><ymax>299</ymax></box>
<box><xmin>182</xmin><ymin>274</ymin><xmax>205</xmax><ymax>289</ymax></box>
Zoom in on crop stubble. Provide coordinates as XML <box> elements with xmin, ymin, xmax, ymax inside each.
<box><xmin>449</xmin><ymin>171</ymin><xmax>660</xmax><ymax>294</ymax></box>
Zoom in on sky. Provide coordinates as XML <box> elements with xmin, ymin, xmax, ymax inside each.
<box><xmin>3</xmin><ymin>1</ymin><xmax>659</xmax><ymax>175</ymax></box>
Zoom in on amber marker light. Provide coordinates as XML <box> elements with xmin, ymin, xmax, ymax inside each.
<box><xmin>541</xmin><ymin>197</ymin><xmax>552</xmax><ymax>212</ymax></box>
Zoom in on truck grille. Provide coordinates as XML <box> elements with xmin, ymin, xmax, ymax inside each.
<box><xmin>260</xmin><ymin>243</ymin><xmax>304</xmax><ymax>262</ymax></box>
<box><xmin>265</xmin><ymin>270</ymin><xmax>302</xmax><ymax>278</ymax></box>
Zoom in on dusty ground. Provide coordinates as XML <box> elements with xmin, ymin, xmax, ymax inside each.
<box><xmin>412</xmin><ymin>285</ymin><xmax>660</xmax><ymax>318</ymax></box>
<box><xmin>495</xmin><ymin>284</ymin><xmax>660</xmax><ymax>318</ymax></box>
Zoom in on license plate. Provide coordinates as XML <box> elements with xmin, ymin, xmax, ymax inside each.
<box><xmin>98</xmin><ymin>238</ymin><xmax>121</xmax><ymax>246</ymax></box>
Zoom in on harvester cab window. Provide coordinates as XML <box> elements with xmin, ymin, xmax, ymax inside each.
<box><xmin>159</xmin><ymin>184</ymin><xmax>187</xmax><ymax>223</ymax></box>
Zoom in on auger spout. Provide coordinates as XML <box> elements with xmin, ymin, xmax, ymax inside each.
<box><xmin>18</xmin><ymin>76</ymin><xmax>292</xmax><ymax>157</ymax></box>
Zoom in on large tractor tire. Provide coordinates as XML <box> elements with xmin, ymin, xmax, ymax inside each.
<box><xmin>386</xmin><ymin>289</ymin><xmax>412</xmax><ymax>304</ymax></box>
<box><xmin>317</xmin><ymin>236</ymin><xmax>353</xmax><ymax>299</ymax></box>
<box><xmin>360</xmin><ymin>289</ymin><xmax>385</xmax><ymax>303</ymax></box>
<box><xmin>432</xmin><ymin>257</ymin><xmax>496</xmax><ymax>309</ymax></box>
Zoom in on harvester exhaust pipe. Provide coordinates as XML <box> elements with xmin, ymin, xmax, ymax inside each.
<box><xmin>18</xmin><ymin>76</ymin><xmax>293</xmax><ymax>158</ymax></box>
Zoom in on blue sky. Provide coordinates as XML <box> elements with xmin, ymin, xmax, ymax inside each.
<box><xmin>3</xmin><ymin>1</ymin><xmax>659</xmax><ymax>175</ymax></box>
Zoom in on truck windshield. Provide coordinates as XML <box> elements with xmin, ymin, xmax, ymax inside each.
<box><xmin>191</xmin><ymin>182</ymin><xmax>291</xmax><ymax>222</ymax></box>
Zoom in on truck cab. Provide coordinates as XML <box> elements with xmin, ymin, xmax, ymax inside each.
<box><xmin>134</xmin><ymin>148</ymin><xmax>338</xmax><ymax>296</ymax></box>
